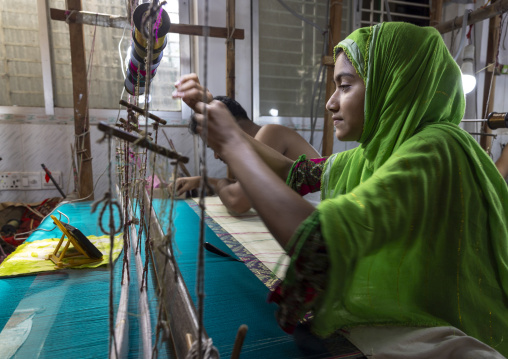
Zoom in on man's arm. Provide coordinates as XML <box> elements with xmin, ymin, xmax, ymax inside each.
<box><xmin>193</xmin><ymin>101</ymin><xmax>315</xmax><ymax>247</ymax></box>
<box><xmin>168</xmin><ymin>176</ymin><xmax>220</xmax><ymax>197</ymax></box>
<box><xmin>255</xmin><ymin>124</ymin><xmax>320</xmax><ymax>160</ymax></box>
<box><xmin>167</xmin><ymin>175</ymin><xmax>253</xmax><ymax>213</ymax></box>
<box><xmin>215</xmin><ymin>179</ymin><xmax>253</xmax><ymax>214</ymax></box>
<box><xmin>496</xmin><ymin>145</ymin><xmax>508</xmax><ymax>179</ymax></box>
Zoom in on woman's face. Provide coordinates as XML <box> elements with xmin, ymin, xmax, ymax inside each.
<box><xmin>326</xmin><ymin>52</ymin><xmax>366</xmax><ymax>142</ymax></box>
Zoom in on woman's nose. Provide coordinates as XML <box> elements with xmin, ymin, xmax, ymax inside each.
<box><xmin>326</xmin><ymin>92</ymin><xmax>338</xmax><ymax>113</ymax></box>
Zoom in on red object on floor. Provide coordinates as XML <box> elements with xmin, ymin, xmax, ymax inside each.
<box><xmin>3</xmin><ymin>235</ymin><xmax>25</xmax><ymax>247</ymax></box>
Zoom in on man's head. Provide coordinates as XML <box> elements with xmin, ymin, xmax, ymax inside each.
<box><xmin>213</xmin><ymin>96</ymin><xmax>250</xmax><ymax>123</ymax></box>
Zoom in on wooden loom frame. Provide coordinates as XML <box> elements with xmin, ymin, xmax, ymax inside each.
<box><xmin>50</xmin><ymin>0</ymin><xmax>244</xmax><ymax>200</ymax></box>
<box><xmin>143</xmin><ymin>188</ymin><xmax>208</xmax><ymax>358</ymax></box>
<box><xmin>52</xmin><ymin>1</ymin><xmax>508</xmax><ymax>356</ymax></box>
<box><xmin>51</xmin><ymin>1</ymin><xmax>246</xmax><ymax>357</ymax></box>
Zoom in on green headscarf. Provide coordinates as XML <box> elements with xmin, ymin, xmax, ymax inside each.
<box><xmin>309</xmin><ymin>22</ymin><xmax>508</xmax><ymax>354</ymax></box>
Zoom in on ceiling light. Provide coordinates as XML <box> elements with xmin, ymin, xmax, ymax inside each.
<box><xmin>461</xmin><ymin>44</ymin><xmax>476</xmax><ymax>95</ymax></box>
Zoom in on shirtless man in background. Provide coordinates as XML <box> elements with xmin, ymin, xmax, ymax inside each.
<box><xmin>170</xmin><ymin>73</ymin><xmax>320</xmax><ymax>214</ymax></box>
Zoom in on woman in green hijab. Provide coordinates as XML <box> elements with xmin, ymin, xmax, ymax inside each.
<box><xmin>187</xmin><ymin>22</ymin><xmax>508</xmax><ymax>357</ymax></box>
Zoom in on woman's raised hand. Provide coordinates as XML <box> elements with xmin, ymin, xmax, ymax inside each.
<box><xmin>192</xmin><ymin>100</ymin><xmax>245</xmax><ymax>158</ymax></box>
<box><xmin>172</xmin><ymin>73</ymin><xmax>213</xmax><ymax>111</ymax></box>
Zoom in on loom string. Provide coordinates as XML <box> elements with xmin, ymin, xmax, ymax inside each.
<box><xmin>167</xmin><ymin>162</ymin><xmax>180</xmax><ymax>283</ymax></box>
<box><xmin>136</xmin><ymin>153</ymin><xmax>148</xmax><ymax>254</ymax></box>
<box><xmin>194</xmin><ymin>0</ymin><xmax>214</xmax><ymax>357</ymax></box>
<box><xmin>121</xmin><ymin>139</ymin><xmax>131</xmax><ymax>286</ymax></box>
<box><xmin>141</xmin><ymin>1</ymin><xmax>162</xmax><ymax>292</ymax></box>
<box><xmin>143</xmin><ymin>129</ymin><xmax>159</xmax><ymax>291</ymax></box>
<box><xmin>127</xmin><ymin>2</ymin><xmax>171</xmax><ymax>357</ymax></box>
<box><xmin>152</xmin><ymin>162</ymin><xmax>180</xmax><ymax>359</ymax></box>
<box><xmin>107</xmin><ymin>128</ymin><xmax>119</xmax><ymax>359</ymax></box>
<box><xmin>90</xmin><ymin>131</ymin><xmax>125</xmax><ymax>357</ymax></box>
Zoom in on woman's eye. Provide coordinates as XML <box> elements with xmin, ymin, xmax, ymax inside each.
<box><xmin>338</xmin><ymin>85</ymin><xmax>350</xmax><ymax>91</ymax></box>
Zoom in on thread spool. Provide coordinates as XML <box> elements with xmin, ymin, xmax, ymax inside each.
<box><xmin>487</xmin><ymin>112</ymin><xmax>508</xmax><ymax>130</ymax></box>
<box><xmin>124</xmin><ymin>3</ymin><xmax>171</xmax><ymax>96</ymax></box>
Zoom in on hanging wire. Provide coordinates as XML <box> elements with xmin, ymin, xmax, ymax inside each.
<box><xmin>453</xmin><ymin>9</ymin><xmax>472</xmax><ymax>61</ymax></box>
<box><xmin>276</xmin><ymin>0</ymin><xmax>330</xmax><ymax>150</ymax></box>
<box><xmin>118</xmin><ymin>25</ymin><xmax>128</xmax><ymax>80</ymax></box>
<box><xmin>197</xmin><ymin>0</ymin><xmax>211</xmax><ymax>355</ymax></box>
<box><xmin>383</xmin><ymin>0</ymin><xmax>392</xmax><ymax>22</ymax></box>
<box><xmin>309</xmin><ymin>0</ymin><xmax>330</xmax><ymax>149</ymax></box>
<box><xmin>483</xmin><ymin>13</ymin><xmax>507</xmax><ymax>120</ymax></box>
<box><xmin>276</xmin><ymin>0</ymin><xmax>326</xmax><ymax>33</ymax></box>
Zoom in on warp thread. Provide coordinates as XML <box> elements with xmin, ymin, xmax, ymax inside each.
<box><xmin>185</xmin><ymin>338</ymin><xmax>220</xmax><ymax>359</ymax></box>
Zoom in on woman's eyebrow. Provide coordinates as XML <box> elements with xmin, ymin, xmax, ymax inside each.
<box><xmin>334</xmin><ymin>72</ymin><xmax>355</xmax><ymax>82</ymax></box>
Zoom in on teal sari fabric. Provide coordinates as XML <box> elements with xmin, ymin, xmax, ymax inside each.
<box><xmin>291</xmin><ymin>22</ymin><xmax>508</xmax><ymax>354</ymax></box>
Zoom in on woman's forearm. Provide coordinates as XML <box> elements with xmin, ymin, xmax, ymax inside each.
<box><xmin>191</xmin><ymin>100</ymin><xmax>316</xmax><ymax>248</ymax></box>
<box><xmin>238</xmin><ymin>132</ymin><xmax>295</xmax><ymax>181</ymax></box>
<box><xmin>221</xmin><ymin>137</ymin><xmax>315</xmax><ymax>248</ymax></box>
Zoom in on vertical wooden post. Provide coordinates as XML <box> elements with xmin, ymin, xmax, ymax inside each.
<box><xmin>67</xmin><ymin>0</ymin><xmax>94</xmax><ymax>199</ymax></box>
<box><xmin>322</xmin><ymin>2</ymin><xmax>342</xmax><ymax>156</ymax></box>
<box><xmin>226</xmin><ymin>0</ymin><xmax>236</xmax><ymax>99</ymax></box>
<box><xmin>429</xmin><ymin>0</ymin><xmax>443</xmax><ymax>26</ymax></box>
<box><xmin>480</xmin><ymin>13</ymin><xmax>501</xmax><ymax>152</ymax></box>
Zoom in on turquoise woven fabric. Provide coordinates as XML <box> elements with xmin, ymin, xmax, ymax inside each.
<box><xmin>0</xmin><ymin>201</ymin><xmax>161</xmax><ymax>358</ymax></box>
<box><xmin>153</xmin><ymin>199</ymin><xmax>304</xmax><ymax>358</ymax></box>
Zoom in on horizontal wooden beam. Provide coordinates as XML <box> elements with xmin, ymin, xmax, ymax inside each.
<box><xmin>50</xmin><ymin>8</ymin><xmax>245</xmax><ymax>39</ymax></box>
<box><xmin>434</xmin><ymin>0</ymin><xmax>508</xmax><ymax>34</ymax></box>
<box><xmin>97</xmin><ymin>122</ymin><xmax>189</xmax><ymax>163</ymax></box>
<box><xmin>119</xmin><ymin>100</ymin><xmax>167</xmax><ymax>125</ymax></box>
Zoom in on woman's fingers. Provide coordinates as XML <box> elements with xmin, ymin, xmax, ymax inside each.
<box><xmin>172</xmin><ymin>73</ymin><xmax>213</xmax><ymax>108</ymax></box>
<box><xmin>191</xmin><ymin>101</ymin><xmax>244</xmax><ymax>159</ymax></box>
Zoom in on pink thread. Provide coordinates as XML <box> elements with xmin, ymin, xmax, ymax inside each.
<box><xmin>153</xmin><ymin>7</ymin><xmax>164</xmax><ymax>39</ymax></box>
<box><xmin>129</xmin><ymin>60</ymin><xmax>156</xmax><ymax>77</ymax></box>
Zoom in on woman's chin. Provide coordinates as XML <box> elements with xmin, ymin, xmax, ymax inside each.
<box><xmin>335</xmin><ymin>134</ymin><xmax>357</xmax><ymax>142</ymax></box>
<box><xmin>335</xmin><ymin>129</ymin><xmax>348</xmax><ymax>141</ymax></box>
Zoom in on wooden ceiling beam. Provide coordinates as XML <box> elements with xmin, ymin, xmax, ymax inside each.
<box><xmin>50</xmin><ymin>8</ymin><xmax>245</xmax><ymax>39</ymax></box>
<box><xmin>434</xmin><ymin>0</ymin><xmax>508</xmax><ymax>34</ymax></box>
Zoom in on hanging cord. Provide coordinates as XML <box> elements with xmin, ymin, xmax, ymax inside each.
<box><xmin>309</xmin><ymin>0</ymin><xmax>330</xmax><ymax>148</ymax></box>
<box><xmin>140</xmin><ymin>1</ymin><xmax>165</xmax><ymax>135</ymax></box>
<box><xmin>495</xmin><ymin>13</ymin><xmax>507</xmax><ymax>70</ymax></box>
<box><xmin>134</xmin><ymin>2</ymin><xmax>167</xmax><ymax>292</ymax></box>
<box><xmin>502</xmin><ymin>13</ymin><xmax>508</xmax><ymax>54</ymax></box>
<box><xmin>277</xmin><ymin>0</ymin><xmax>329</xmax><ymax>150</ymax></box>
<box><xmin>276</xmin><ymin>0</ymin><xmax>326</xmax><ymax>33</ymax></box>
<box><xmin>454</xmin><ymin>9</ymin><xmax>473</xmax><ymax>61</ymax></box>
<box><xmin>118</xmin><ymin>24</ymin><xmax>128</xmax><ymax>80</ymax></box>
<box><xmin>142</xmin><ymin>18</ymin><xmax>164</xmax><ymax>292</ymax></box>
<box><xmin>185</xmin><ymin>338</ymin><xmax>219</xmax><ymax>359</ymax></box>
<box><xmin>91</xmin><ymin>131</ymin><xmax>123</xmax><ymax>359</ymax></box>
<box><xmin>483</xmin><ymin>13</ymin><xmax>507</xmax><ymax>120</ymax></box>
<box><xmin>152</xmin><ymin>162</ymin><xmax>180</xmax><ymax>359</ymax></box>
<box><xmin>194</xmin><ymin>0</ymin><xmax>216</xmax><ymax>357</ymax></box>
<box><xmin>143</xmin><ymin>125</ymin><xmax>160</xmax><ymax>290</ymax></box>
<box><xmin>383</xmin><ymin>0</ymin><xmax>392</xmax><ymax>22</ymax></box>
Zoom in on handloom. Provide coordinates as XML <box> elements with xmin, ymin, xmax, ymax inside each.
<box><xmin>0</xmin><ymin>2</ymin><xmax>366</xmax><ymax>358</ymax></box>
<box><xmin>0</xmin><ymin>195</ymin><xmax>315</xmax><ymax>357</ymax></box>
